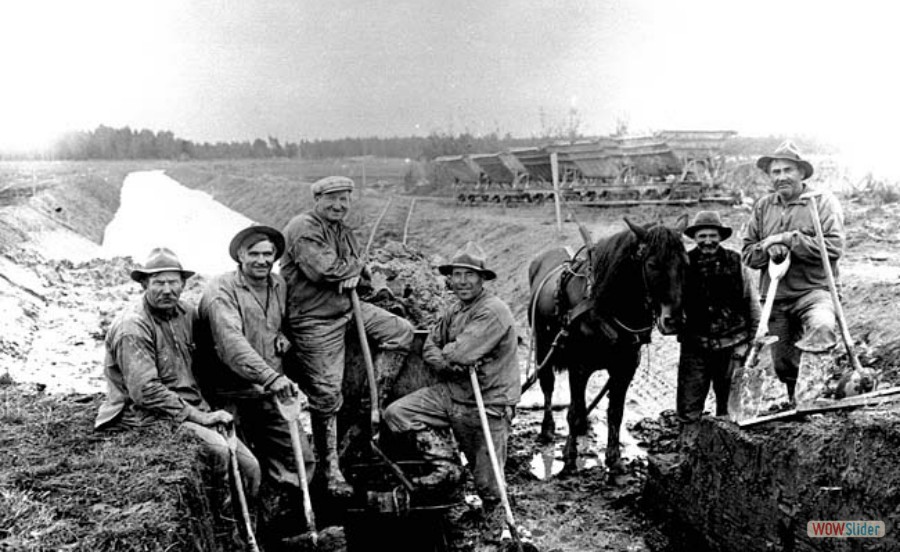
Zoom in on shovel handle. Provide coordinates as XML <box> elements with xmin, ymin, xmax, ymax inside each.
<box><xmin>350</xmin><ymin>289</ymin><xmax>381</xmax><ymax>437</ymax></box>
<box><xmin>805</xmin><ymin>196</ymin><xmax>864</xmax><ymax>373</ymax></box>
<box><xmin>217</xmin><ymin>425</ymin><xmax>261</xmax><ymax>552</ymax></box>
<box><xmin>285</xmin><ymin>414</ymin><xmax>318</xmax><ymax>542</ymax></box>
<box><xmin>469</xmin><ymin>367</ymin><xmax>523</xmax><ymax>552</ymax></box>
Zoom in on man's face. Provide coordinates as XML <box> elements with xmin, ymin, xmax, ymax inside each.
<box><xmin>694</xmin><ymin>228</ymin><xmax>722</xmax><ymax>256</ymax></box>
<box><xmin>238</xmin><ymin>239</ymin><xmax>276</xmax><ymax>281</ymax></box>
<box><xmin>768</xmin><ymin>159</ymin><xmax>805</xmax><ymax>201</ymax></box>
<box><xmin>314</xmin><ymin>191</ymin><xmax>352</xmax><ymax>223</ymax></box>
<box><xmin>144</xmin><ymin>271</ymin><xmax>184</xmax><ymax>310</ymax></box>
<box><xmin>450</xmin><ymin>267</ymin><xmax>484</xmax><ymax>303</ymax></box>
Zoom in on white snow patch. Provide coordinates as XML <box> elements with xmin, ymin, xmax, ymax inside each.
<box><xmin>102</xmin><ymin>170</ymin><xmax>254</xmax><ymax>275</ymax></box>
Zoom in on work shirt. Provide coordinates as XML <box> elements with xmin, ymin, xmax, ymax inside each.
<box><xmin>197</xmin><ymin>270</ymin><xmax>285</xmax><ymax>399</ymax></box>
<box><xmin>741</xmin><ymin>186</ymin><xmax>845</xmax><ymax>301</ymax></box>
<box><xmin>281</xmin><ymin>210</ymin><xmax>363</xmax><ymax>320</ymax></box>
<box><xmin>95</xmin><ymin>297</ymin><xmax>207</xmax><ymax>430</ymax></box>
<box><xmin>423</xmin><ymin>289</ymin><xmax>520</xmax><ymax>408</ymax></box>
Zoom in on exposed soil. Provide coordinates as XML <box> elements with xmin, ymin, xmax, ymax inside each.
<box><xmin>2</xmin><ymin>160</ymin><xmax>900</xmax><ymax>551</ymax></box>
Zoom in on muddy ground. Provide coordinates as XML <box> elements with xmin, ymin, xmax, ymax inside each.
<box><xmin>2</xmin><ymin>160</ymin><xmax>900</xmax><ymax>551</ymax></box>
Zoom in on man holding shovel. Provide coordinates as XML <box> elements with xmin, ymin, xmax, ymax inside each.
<box><xmin>677</xmin><ymin>211</ymin><xmax>760</xmax><ymax>432</ymax></box>
<box><xmin>95</xmin><ymin>247</ymin><xmax>261</xmax><ymax>545</ymax></box>
<box><xmin>197</xmin><ymin>225</ymin><xmax>317</xmax><ymax>542</ymax></box>
<box><xmin>281</xmin><ymin>176</ymin><xmax>414</xmax><ymax>498</ymax></box>
<box><xmin>384</xmin><ymin>242</ymin><xmax>520</xmax><ymax>513</ymax></box>
<box><xmin>742</xmin><ymin>141</ymin><xmax>846</xmax><ymax>405</ymax></box>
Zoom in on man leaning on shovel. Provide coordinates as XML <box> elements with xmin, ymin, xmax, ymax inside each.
<box><xmin>196</xmin><ymin>225</ymin><xmax>316</xmax><ymax>543</ymax></box>
<box><xmin>384</xmin><ymin>242</ymin><xmax>520</xmax><ymax>515</ymax></box>
<box><xmin>742</xmin><ymin>141</ymin><xmax>846</xmax><ymax>406</ymax></box>
<box><xmin>281</xmin><ymin>176</ymin><xmax>415</xmax><ymax>498</ymax></box>
<box><xmin>95</xmin><ymin>247</ymin><xmax>262</xmax><ymax>544</ymax></box>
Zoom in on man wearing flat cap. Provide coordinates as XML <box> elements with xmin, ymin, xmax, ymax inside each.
<box><xmin>197</xmin><ymin>225</ymin><xmax>316</xmax><ymax>540</ymax></box>
<box><xmin>678</xmin><ymin>212</ymin><xmax>760</xmax><ymax>433</ymax></box>
<box><xmin>281</xmin><ymin>176</ymin><xmax>414</xmax><ymax>497</ymax></box>
<box><xmin>742</xmin><ymin>141</ymin><xmax>846</xmax><ymax>405</ymax></box>
<box><xmin>95</xmin><ymin>247</ymin><xmax>261</xmax><ymax>535</ymax></box>
<box><xmin>384</xmin><ymin>242</ymin><xmax>519</xmax><ymax>507</ymax></box>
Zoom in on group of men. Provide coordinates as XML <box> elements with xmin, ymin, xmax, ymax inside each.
<box><xmin>676</xmin><ymin>142</ymin><xmax>845</xmax><ymax>430</ymax></box>
<box><xmin>93</xmin><ymin>140</ymin><xmax>845</xmax><ymax>542</ymax></box>
<box><xmin>94</xmin><ymin>174</ymin><xmax>520</xmax><ymax>542</ymax></box>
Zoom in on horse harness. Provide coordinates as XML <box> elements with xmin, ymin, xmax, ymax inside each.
<box><xmin>553</xmin><ymin>245</ymin><xmax>653</xmax><ymax>348</ymax></box>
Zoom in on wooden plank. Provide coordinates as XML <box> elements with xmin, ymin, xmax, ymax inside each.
<box><xmin>738</xmin><ymin>386</ymin><xmax>900</xmax><ymax>428</ymax></box>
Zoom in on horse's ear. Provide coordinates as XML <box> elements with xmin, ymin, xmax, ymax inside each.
<box><xmin>624</xmin><ymin>216</ymin><xmax>647</xmax><ymax>240</ymax></box>
<box><xmin>674</xmin><ymin>213</ymin><xmax>689</xmax><ymax>234</ymax></box>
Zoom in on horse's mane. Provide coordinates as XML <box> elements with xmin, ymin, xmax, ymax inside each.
<box><xmin>589</xmin><ymin>223</ymin><xmax>683</xmax><ymax>303</ymax></box>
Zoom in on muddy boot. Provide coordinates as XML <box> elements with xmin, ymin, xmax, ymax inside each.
<box><xmin>312</xmin><ymin>414</ymin><xmax>354</xmax><ymax>499</ymax></box>
<box><xmin>412</xmin><ymin>428</ymin><xmax>463</xmax><ymax>489</ymax></box>
<box><xmin>795</xmin><ymin>352</ymin><xmax>833</xmax><ymax>407</ymax></box>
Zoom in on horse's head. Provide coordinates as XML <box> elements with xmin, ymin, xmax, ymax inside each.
<box><xmin>624</xmin><ymin>215</ymin><xmax>689</xmax><ymax>335</ymax></box>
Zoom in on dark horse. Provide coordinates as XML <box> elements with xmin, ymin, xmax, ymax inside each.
<box><xmin>528</xmin><ymin>216</ymin><xmax>688</xmax><ymax>472</ymax></box>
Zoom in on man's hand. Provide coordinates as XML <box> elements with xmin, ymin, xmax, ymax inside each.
<box><xmin>268</xmin><ymin>374</ymin><xmax>299</xmax><ymax>401</ymax></box>
<box><xmin>275</xmin><ymin>333</ymin><xmax>291</xmax><ymax>356</ymax></box>
<box><xmin>188</xmin><ymin>408</ymin><xmax>233</xmax><ymax>428</ymax></box>
<box><xmin>338</xmin><ymin>276</ymin><xmax>360</xmax><ymax>293</ymax></box>
<box><xmin>767</xmin><ymin>243</ymin><xmax>790</xmax><ymax>263</ymax></box>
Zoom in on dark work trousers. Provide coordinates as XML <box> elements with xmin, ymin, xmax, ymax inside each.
<box><xmin>676</xmin><ymin>341</ymin><xmax>747</xmax><ymax>423</ymax></box>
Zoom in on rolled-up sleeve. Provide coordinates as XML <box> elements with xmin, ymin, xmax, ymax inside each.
<box><xmin>116</xmin><ymin>334</ymin><xmax>190</xmax><ymax>422</ymax></box>
<box><xmin>205</xmin><ymin>294</ymin><xmax>280</xmax><ymax>388</ymax></box>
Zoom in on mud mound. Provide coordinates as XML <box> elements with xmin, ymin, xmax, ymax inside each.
<box><xmin>362</xmin><ymin>239</ymin><xmax>454</xmax><ymax>329</ymax></box>
<box><xmin>0</xmin><ymin>388</ymin><xmax>224</xmax><ymax>551</ymax></box>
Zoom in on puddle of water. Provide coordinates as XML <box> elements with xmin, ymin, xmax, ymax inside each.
<box><xmin>527</xmin><ymin>410</ymin><xmax>647</xmax><ymax>480</ymax></box>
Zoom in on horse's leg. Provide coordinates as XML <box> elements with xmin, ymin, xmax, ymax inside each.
<box><xmin>605</xmin><ymin>348</ymin><xmax>639</xmax><ymax>473</ymax></box>
<box><xmin>537</xmin><ymin>360</ymin><xmax>556</xmax><ymax>443</ymax></box>
<box><xmin>562</xmin><ymin>367</ymin><xmax>589</xmax><ymax>472</ymax></box>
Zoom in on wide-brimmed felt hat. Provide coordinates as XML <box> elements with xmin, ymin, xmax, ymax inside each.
<box><xmin>438</xmin><ymin>241</ymin><xmax>497</xmax><ymax>280</ymax></box>
<box><xmin>311</xmin><ymin>176</ymin><xmax>355</xmax><ymax>197</ymax></box>
<box><xmin>130</xmin><ymin>247</ymin><xmax>195</xmax><ymax>282</ymax></box>
<box><xmin>756</xmin><ymin>140</ymin><xmax>814</xmax><ymax>180</ymax></box>
<box><xmin>229</xmin><ymin>225</ymin><xmax>285</xmax><ymax>262</ymax></box>
<box><xmin>684</xmin><ymin>211</ymin><xmax>732</xmax><ymax>240</ymax></box>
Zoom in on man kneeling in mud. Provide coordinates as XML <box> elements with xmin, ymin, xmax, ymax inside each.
<box><xmin>95</xmin><ymin>247</ymin><xmax>260</xmax><ymax>542</ymax></box>
<box><xmin>384</xmin><ymin>242</ymin><xmax>520</xmax><ymax>511</ymax></box>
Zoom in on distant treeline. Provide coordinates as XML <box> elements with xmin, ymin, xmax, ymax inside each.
<box><xmin>0</xmin><ymin>124</ymin><xmax>839</xmax><ymax>161</ymax></box>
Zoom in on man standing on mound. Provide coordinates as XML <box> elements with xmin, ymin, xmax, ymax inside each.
<box><xmin>281</xmin><ymin>175</ymin><xmax>414</xmax><ymax>497</ymax></box>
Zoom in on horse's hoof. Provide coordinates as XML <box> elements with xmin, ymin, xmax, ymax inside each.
<box><xmin>558</xmin><ymin>462</ymin><xmax>578</xmax><ymax>478</ymax></box>
<box><xmin>537</xmin><ymin>430</ymin><xmax>555</xmax><ymax>444</ymax></box>
<box><xmin>605</xmin><ymin>459</ymin><xmax>627</xmax><ymax>476</ymax></box>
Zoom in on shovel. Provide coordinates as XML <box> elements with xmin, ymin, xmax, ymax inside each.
<box><xmin>728</xmin><ymin>255</ymin><xmax>790</xmax><ymax>421</ymax></box>
<box><xmin>350</xmin><ymin>288</ymin><xmax>416</xmax><ymax>492</ymax></box>
<box><xmin>218</xmin><ymin>424</ymin><xmax>261</xmax><ymax>552</ymax></box>
<box><xmin>274</xmin><ymin>396</ymin><xmax>318</xmax><ymax>547</ymax></box>
<box><xmin>800</xmin><ymin>191</ymin><xmax>869</xmax><ymax>380</ymax></box>
<box><xmin>469</xmin><ymin>366</ymin><xmax>525</xmax><ymax>552</ymax></box>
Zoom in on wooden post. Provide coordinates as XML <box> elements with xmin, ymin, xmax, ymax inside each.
<box><xmin>402</xmin><ymin>198</ymin><xmax>416</xmax><ymax>245</ymax></box>
<box><xmin>550</xmin><ymin>152</ymin><xmax>562</xmax><ymax>234</ymax></box>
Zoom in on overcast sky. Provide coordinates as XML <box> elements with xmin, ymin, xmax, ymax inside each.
<box><xmin>2</xmin><ymin>0</ymin><xmax>899</xmax><ymax>167</ymax></box>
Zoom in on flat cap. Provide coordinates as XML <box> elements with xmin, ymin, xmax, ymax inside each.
<box><xmin>311</xmin><ymin>176</ymin><xmax>355</xmax><ymax>197</ymax></box>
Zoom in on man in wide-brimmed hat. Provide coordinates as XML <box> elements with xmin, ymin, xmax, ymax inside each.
<box><xmin>678</xmin><ymin>212</ymin><xmax>760</xmax><ymax>433</ymax></box>
<box><xmin>742</xmin><ymin>141</ymin><xmax>846</xmax><ymax>406</ymax></box>
<box><xmin>95</xmin><ymin>247</ymin><xmax>261</xmax><ymax>539</ymax></box>
<box><xmin>384</xmin><ymin>241</ymin><xmax>519</xmax><ymax>509</ymax></box>
<box><xmin>197</xmin><ymin>225</ymin><xmax>316</xmax><ymax>542</ymax></box>
<box><xmin>280</xmin><ymin>176</ymin><xmax>414</xmax><ymax>498</ymax></box>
